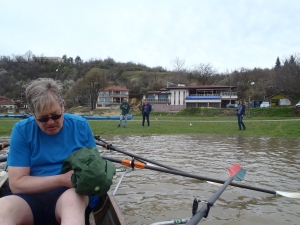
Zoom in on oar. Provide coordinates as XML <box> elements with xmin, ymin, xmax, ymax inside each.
<box><xmin>0</xmin><ymin>157</ymin><xmax>7</xmax><ymax>163</ymax></box>
<box><xmin>94</xmin><ymin>136</ymin><xmax>180</xmax><ymax>171</ymax></box>
<box><xmin>0</xmin><ymin>143</ymin><xmax>9</xmax><ymax>163</ymax></box>
<box><xmin>102</xmin><ymin>156</ymin><xmax>300</xmax><ymax>199</ymax></box>
<box><xmin>186</xmin><ymin>163</ymin><xmax>246</xmax><ymax>225</ymax></box>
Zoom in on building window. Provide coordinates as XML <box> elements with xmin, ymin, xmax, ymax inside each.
<box><xmin>187</xmin><ymin>103</ymin><xmax>196</xmax><ymax>108</ymax></box>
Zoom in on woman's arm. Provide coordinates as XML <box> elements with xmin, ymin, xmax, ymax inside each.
<box><xmin>8</xmin><ymin>166</ymin><xmax>73</xmax><ymax>194</ymax></box>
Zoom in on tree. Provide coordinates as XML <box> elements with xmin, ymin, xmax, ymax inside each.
<box><xmin>75</xmin><ymin>56</ymin><xmax>82</xmax><ymax>64</ymax></box>
<box><xmin>289</xmin><ymin>55</ymin><xmax>296</xmax><ymax>64</ymax></box>
<box><xmin>275</xmin><ymin>57</ymin><xmax>281</xmax><ymax>69</ymax></box>
<box><xmin>68</xmin><ymin>57</ymin><xmax>73</xmax><ymax>64</ymax></box>
<box><xmin>24</xmin><ymin>50</ymin><xmax>33</xmax><ymax>62</ymax></box>
<box><xmin>64</xmin><ymin>78</ymin><xmax>88</xmax><ymax>108</ymax></box>
<box><xmin>192</xmin><ymin>63</ymin><xmax>216</xmax><ymax>85</ymax></box>
<box><xmin>170</xmin><ymin>57</ymin><xmax>185</xmax><ymax>84</ymax></box>
<box><xmin>83</xmin><ymin>68</ymin><xmax>108</xmax><ymax>110</ymax></box>
<box><xmin>62</xmin><ymin>55</ymin><xmax>68</xmax><ymax>63</ymax></box>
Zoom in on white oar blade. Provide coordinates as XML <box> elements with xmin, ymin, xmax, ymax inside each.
<box><xmin>207</xmin><ymin>181</ymin><xmax>234</xmax><ymax>189</ymax></box>
<box><xmin>276</xmin><ymin>191</ymin><xmax>300</xmax><ymax>199</ymax></box>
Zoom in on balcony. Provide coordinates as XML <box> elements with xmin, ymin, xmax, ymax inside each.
<box><xmin>148</xmin><ymin>98</ymin><xmax>170</xmax><ymax>104</ymax></box>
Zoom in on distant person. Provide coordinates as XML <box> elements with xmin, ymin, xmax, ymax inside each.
<box><xmin>141</xmin><ymin>99</ymin><xmax>152</xmax><ymax>127</ymax></box>
<box><xmin>237</xmin><ymin>99</ymin><xmax>246</xmax><ymax>130</ymax></box>
<box><xmin>118</xmin><ymin>98</ymin><xmax>130</xmax><ymax>128</ymax></box>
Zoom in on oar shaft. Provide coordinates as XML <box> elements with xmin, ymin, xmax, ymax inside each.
<box><xmin>96</xmin><ymin>141</ymin><xmax>180</xmax><ymax>171</ymax></box>
<box><xmin>187</xmin><ymin>177</ymin><xmax>234</xmax><ymax>225</ymax></box>
<box><xmin>0</xmin><ymin>157</ymin><xmax>7</xmax><ymax>163</ymax></box>
<box><xmin>102</xmin><ymin>156</ymin><xmax>276</xmax><ymax>196</ymax></box>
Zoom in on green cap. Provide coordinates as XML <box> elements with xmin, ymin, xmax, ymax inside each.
<box><xmin>62</xmin><ymin>146</ymin><xmax>116</xmax><ymax>197</ymax></box>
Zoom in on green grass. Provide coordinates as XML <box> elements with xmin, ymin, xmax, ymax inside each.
<box><xmin>1</xmin><ymin>116</ymin><xmax>300</xmax><ymax>138</ymax></box>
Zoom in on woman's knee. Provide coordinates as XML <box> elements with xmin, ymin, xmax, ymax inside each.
<box><xmin>57</xmin><ymin>188</ymin><xmax>88</xmax><ymax>209</ymax></box>
<box><xmin>0</xmin><ymin>196</ymin><xmax>33</xmax><ymax>224</ymax></box>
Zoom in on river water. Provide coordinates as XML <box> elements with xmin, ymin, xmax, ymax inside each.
<box><xmin>1</xmin><ymin>135</ymin><xmax>300</xmax><ymax>225</ymax></box>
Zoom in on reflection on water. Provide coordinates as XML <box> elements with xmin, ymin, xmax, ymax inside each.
<box><xmin>1</xmin><ymin>135</ymin><xmax>300</xmax><ymax>225</ymax></box>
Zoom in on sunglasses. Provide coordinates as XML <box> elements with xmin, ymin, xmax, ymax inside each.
<box><xmin>36</xmin><ymin>114</ymin><xmax>62</xmax><ymax>123</ymax></box>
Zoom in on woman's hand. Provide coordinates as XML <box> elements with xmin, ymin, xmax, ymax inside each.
<box><xmin>60</xmin><ymin>170</ymin><xmax>74</xmax><ymax>188</ymax></box>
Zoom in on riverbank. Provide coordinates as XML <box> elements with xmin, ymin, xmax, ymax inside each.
<box><xmin>1</xmin><ymin>115</ymin><xmax>300</xmax><ymax>138</ymax></box>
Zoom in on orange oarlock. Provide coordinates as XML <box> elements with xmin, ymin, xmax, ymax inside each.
<box><xmin>121</xmin><ymin>159</ymin><xmax>145</xmax><ymax>169</ymax></box>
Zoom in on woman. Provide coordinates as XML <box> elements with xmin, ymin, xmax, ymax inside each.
<box><xmin>0</xmin><ymin>78</ymin><xmax>96</xmax><ymax>225</ymax></box>
<box><xmin>237</xmin><ymin>99</ymin><xmax>246</xmax><ymax>130</ymax></box>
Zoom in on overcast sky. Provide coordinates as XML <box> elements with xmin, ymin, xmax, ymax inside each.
<box><xmin>1</xmin><ymin>0</ymin><xmax>299</xmax><ymax>72</ymax></box>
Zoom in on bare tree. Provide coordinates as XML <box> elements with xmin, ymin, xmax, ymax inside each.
<box><xmin>83</xmin><ymin>68</ymin><xmax>108</xmax><ymax>110</ymax></box>
<box><xmin>24</xmin><ymin>50</ymin><xmax>33</xmax><ymax>62</ymax></box>
<box><xmin>192</xmin><ymin>63</ymin><xmax>217</xmax><ymax>85</ymax></box>
<box><xmin>170</xmin><ymin>57</ymin><xmax>185</xmax><ymax>84</ymax></box>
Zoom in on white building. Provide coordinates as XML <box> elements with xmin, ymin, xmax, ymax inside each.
<box><xmin>143</xmin><ymin>84</ymin><xmax>238</xmax><ymax>112</ymax></box>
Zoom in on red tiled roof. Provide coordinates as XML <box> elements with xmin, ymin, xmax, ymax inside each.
<box><xmin>102</xmin><ymin>86</ymin><xmax>130</xmax><ymax>91</ymax></box>
<box><xmin>0</xmin><ymin>99</ymin><xmax>15</xmax><ymax>105</ymax></box>
<box><xmin>0</xmin><ymin>96</ymin><xmax>9</xmax><ymax>102</ymax></box>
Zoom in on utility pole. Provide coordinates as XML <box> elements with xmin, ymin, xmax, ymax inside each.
<box><xmin>229</xmin><ymin>75</ymin><xmax>232</xmax><ymax>104</ymax></box>
<box><xmin>248</xmin><ymin>78</ymin><xmax>255</xmax><ymax>116</ymax></box>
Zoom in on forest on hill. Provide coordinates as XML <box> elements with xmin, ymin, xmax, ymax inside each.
<box><xmin>0</xmin><ymin>50</ymin><xmax>299</xmax><ymax>110</ymax></box>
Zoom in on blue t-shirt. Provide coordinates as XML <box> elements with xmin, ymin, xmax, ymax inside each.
<box><xmin>8</xmin><ymin>113</ymin><xmax>96</xmax><ymax>176</ymax></box>
<box><xmin>8</xmin><ymin>113</ymin><xmax>99</xmax><ymax>208</ymax></box>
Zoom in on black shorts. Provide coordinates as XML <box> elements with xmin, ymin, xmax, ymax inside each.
<box><xmin>13</xmin><ymin>187</ymin><xmax>68</xmax><ymax>225</ymax></box>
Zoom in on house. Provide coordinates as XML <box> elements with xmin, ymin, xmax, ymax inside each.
<box><xmin>33</xmin><ymin>57</ymin><xmax>63</xmax><ymax>63</ymax></box>
<box><xmin>0</xmin><ymin>96</ymin><xmax>16</xmax><ymax>112</ymax></box>
<box><xmin>143</xmin><ymin>84</ymin><xmax>238</xmax><ymax>112</ymax></box>
<box><xmin>266</xmin><ymin>93</ymin><xmax>292</xmax><ymax>107</ymax></box>
<box><xmin>97</xmin><ymin>86</ymin><xmax>130</xmax><ymax>109</ymax></box>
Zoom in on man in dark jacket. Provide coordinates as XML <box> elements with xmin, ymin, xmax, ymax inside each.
<box><xmin>141</xmin><ymin>99</ymin><xmax>152</xmax><ymax>127</ymax></box>
<box><xmin>118</xmin><ymin>98</ymin><xmax>130</xmax><ymax>127</ymax></box>
<box><xmin>237</xmin><ymin>99</ymin><xmax>246</xmax><ymax>130</ymax></box>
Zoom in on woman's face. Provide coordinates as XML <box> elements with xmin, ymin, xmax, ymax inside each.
<box><xmin>34</xmin><ymin>100</ymin><xmax>64</xmax><ymax>135</ymax></box>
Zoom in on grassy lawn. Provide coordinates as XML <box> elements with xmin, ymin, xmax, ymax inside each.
<box><xmin>1</xmin><ymin>116</ymin><xmax>300</xmax><ymax>138</ymax></box>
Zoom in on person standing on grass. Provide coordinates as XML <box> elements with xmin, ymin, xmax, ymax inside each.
<box><xmin>141</xmin><ymin>99</ymin><xmax>152</xmax><ymax>127</ymax></box>
<box><xmin>118</xmin><ymin>98</ymin><xmax>130</xmax><ymax>128</ymax></box>
<box><xmin>237</xmin><ymin>99</ymin><xmax>246</xmax><ymax>130</ymax></box>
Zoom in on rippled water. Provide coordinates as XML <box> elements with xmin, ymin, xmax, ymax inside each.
<box><xmin>101</xmin><ymin>135</ymin><xmax>300</xmax><ymax>225</ymax></box>
<box><xmin>1</xmin><ymin>135</ymin><xmax>300</xmax><ymax>225</ymax></box>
